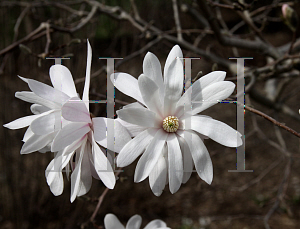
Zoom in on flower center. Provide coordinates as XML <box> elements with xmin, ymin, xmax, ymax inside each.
<box><xmin>162</xmin><ymin>116</ymin><xmax>179</xmax><ymax>133</ymax></box>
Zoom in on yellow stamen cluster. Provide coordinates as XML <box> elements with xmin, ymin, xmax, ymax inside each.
<box><xmin>162</xmin><ymin>116</ymin><xmax>179</xmax><ymax>133</ymax></box>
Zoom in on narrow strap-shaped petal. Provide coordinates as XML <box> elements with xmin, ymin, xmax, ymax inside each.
<box><xmin>51</xmin><ymin>122</ymin><xmax>90</xmax><ymax>152</ymax></box>
<box><xmin>92</xmin><ymin>117</ymin><xmax>131</xmax><ymax>153</ymax></box>
<box><xmin>21</xmin><ymin>132</ymin><xmax>56</xmax><ymax>154</ymax></box>
<box><xmin>4</xmin><ymin>113</ymin><xmax>46</xmax><ymax>130</ymax></box>
<box><xmin>126</xmin><ymin>215</ymin><xmax>142</xmax><ymax>229</ymax></box>
<box><xmin>104</xmin><ymin>214</ymin><xmax>125</xmax><ymax>229</ymax></box>
<box><xmin>62</xmin><ymin>97</ymin><xmax>91</xmax><ymax>123</ymax></box>
<box><xmin>122</xmin><ymin>102</ymin><xmax>144</xmax><ymax>109</ymax></box>
<box><xmin>149</xmin><ymin>145</ymin><xmax>167</xmax><ymax>196</ymax></box>
<box><xmin>134</xmin><ymin>129</ymin><xmax>168</xmax><ymax>182</ymax></box>
<box><xmin>49</xmin><ymin>64</ymin><xmax>78</xmax><ymax>98</ymax></box>
<box><xmin>45</xmin><ymin>158</ymin><xmax>64</xmax><ymax>196</ymax></box>
<box><xmin>30</xmin><ymin>104</ymin><xmax>50</xmax><ymax>114</ymax></box>
<box><xmin>82</xmin><ymin>40</ymin><xmax>92</xmax><ymax>111</ymax></box>
<box><xmin>117</xmin><ymin>128</ymin><xmax>157</xmax><ymax>167</ymax></box>
<box><xmin>117</xmin><ymin>107</ymin><xmax>159</xmax><ymax>128</ymax></box>
<box><xmin>144</xmin><ymin>220</ymin><xmax>168</xmax><ymax>229</ymax></box>
<box><xmin>23</xmin><ymin>126</ymin><xmax>34</xmax><ymax>142</ymax></box>
<box><xmin>15</xmin><ymin>91</ymin><xmax>59</xmax><ymax>109</ymax></box>
<box><xmin>111</xmin><ymin>72</ymin><xmax>145</xmax><ymax>105</ymax></box>
<box><xmin>163</xmin><ymin>45</ymin><xmax>183</xmax><ymax>79</ymax></box>
<box><xmin>177</xmin><ymin>130</ymin><xmax>213</xmax><ymax>184</ymax></box>
<box><xmin>191</xmin><ymin>81</ymin><xmax>235</xmax><ymax>115</ymax></box>
<box><xmin>91</xmin><ymin>137</ymin><xmax>116</xmax><ymax>189</ymax></box>
<box><xmin>167</xmin><ymin>133</ymin><xmax>183</xmax><ymax>194</ymax></box>
<box><xmin>31</xmin><ymin>111</ymin><xmax>59</xmax><ymax>135</ymax></box>
<box><xmin>143</xmin><ymin>52</ymin><xmax>164</xmax><ymax>99</ymax></box>
<box><xmin>190</xmin><ymin>116</ymin><xmax>242</xmax><ymax>147</ymax></box>
<box><xmin>115</xmin><ymin>118</ymin><xmax>147</xmax><ymax>137</ymax></box>
<box><xmin>138</xmin><ymin>74</ymin><xmax>163</xmax><ymax>117</ymax></box>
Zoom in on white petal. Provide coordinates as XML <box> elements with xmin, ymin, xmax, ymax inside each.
<box><xmin>93</xmin><ymin>117</ymin><xmax>132</xmax><ymax>153</ymax></box>
<box><xmin>138</xmin><ymin>74</ymin><xmax>163</xmax><ymax>117</ymax></box>
<box><xmin>15</xmin><ymin>91</ymin><xmax>59</xmax><ymax>109</ymax></box>
<box><xmin>91</xmin><ymin>137</ymin><xmax>116</xmax><ymax>189</ymax></box>
<box><xmin>104</xmin><ymin>214</ymin><xmax>125</xmax><ymax>229</ymax></box>
<box><xmin>163</xmin><ymin>57</ymin><xmax>184</xmax><ymax>116</ymax></box>
<box><xmin>144</xmin><ymin>220</ymin><xmax>168</xmax><ymax>229</ymax></box>
<box><xmin>177</xmin><ymin>130</ymin><xmax>213</xmax><ymax>184</ymax></box>
<box><xmin>117</xmin><ymin>128</ymin><xmax>157</xmax><ymax>167</ymax></box>
<box><xmin>49</xmin><ymin>64</ymin><xmax>78</xmax><ymax>98</ymax></box>
<box><xmin>149</xmin><ymin>146</ymin><xmax>167</xmax><ymax>196</ymax></box>
<box><xmin>164</xmin><ymin>45</ymin><xmax>183</xmax><ymax>79</ymax></box>
<box><xmin>30</xmin><ymin>104</ymin><xmax>50</xmax><ymax>114</ymax></box>
<box><xmin>82</xmin><ymin>40</ymin><xmax>92</xmax><ymax>111</ymax></box>
<box><xmin>117</xmin><ymin>108</ymin><xmax>158</xmax><ymax>128</ymax></box>
<box><xmin>51</xmin><ymin>123</ymin><xmax>90</xmax><ymax>152</ymax></box>
<box><xmin>77</xmin><ymin>143</ymin><xmax>92</xmax><ymax>197</ymax></box>
<box><xmin>31</xmin><ymin>111</ymin><xmax>60</xmax><ymax>135</ymax></box>
<box><xmin>122</xmin><ymin>102</ymin><xmax>144</xmax><ymax>109</ymax></box>
<box><xmin>190</xmin><ymin>116</ymin><xmax>242</xmax><ymax>147</ymax></box>
<box><xmin>23</xmin><ymin>126</ymin><xmax>34</xmax><ymax>142</ymax></box>
<box><xmin>115</xmin><ymin>118</ymin><xmax>147</xmax><ymax>137</ymax></box>
<box><xmin>126</xmin><ymin>215</ymin><xmax>142</xmax><ymax>229</ymax></box>
<box><xmin>192</xmin><ymin>81</ymin><xmax>235</xmax><ymax>115</ymax></box>
<box><xmin>27</xmin><ymin>79</ymin><xmax>70</xmax><ymax>105</ymax></box>
<box><xmin>167</xmin><ymin>133</ymin><xmax>183</xmax><ymax>194</ymax></box>
<box><xmin>143</xmin><ymin>52</ymin><xmax>164</xmax><ymax>99</ymax></box>
<box><xmin>45</xmin><ymin>157</ymin><xmax>64</xmax><ymax>196</ymax></box>
<box><xmin>21</xmin><ymin>132</ymin><xmax>56</xmax><ymax>154</ymax></box>
<box><xmin>134</xmin><ymin>129</ymin><xmax>168</xmax><ymax>182</ymax></box>
<box><xmin>62</xmin><ymin>97</ymin><xmax>91</xmax><ymax>123</ymax></box>
<box><xmin>176</xmin><ymin>134</ymin><xmax>193</xmax><ymax>184</ymax></box>
<box><xmin>4</xmin><ymin>114</ymin><xmax>42</xmax><ymax>130</ymax></box>
<box><xmin>111</xmin><ymin>72</ymin><xmax>145</xmax><ymax>104</ymax></box>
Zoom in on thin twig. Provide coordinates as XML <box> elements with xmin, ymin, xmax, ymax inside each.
<box><xmin>172</xmin><ymin>0</ymin><xmax>183</xmax><ymax>41</ymax></box>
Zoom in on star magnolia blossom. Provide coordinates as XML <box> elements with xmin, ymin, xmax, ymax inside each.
<box><xmin>47</xmin><ymin>41</ymin><xmax>131</xmax><ymax>202</ymax></box>
<box><xmin>112</xmin><ymin>45</ymin><xmax>242</xmax><ymax>196</ymax></box>
<box><xmin>104</xmin><ymin>214</ymin><xmax>170</xmax><ymax>229</ymax></box>
<box><xmin>4</xmin><ymin>58</ymin><xmax>79</xmax><ymax>154</ymax></box>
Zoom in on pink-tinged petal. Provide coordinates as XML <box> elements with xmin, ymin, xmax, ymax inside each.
<box><xmin>21</xmin><ymin>132</ymin><xmax>56</xmax><ymax>154</ymax></box>
<box><xmin>164</xmin><ymin>57</ymin><xmax>184</xmax><ymax>116</ymax></box>
<box><xmin>115</xmin><ymin>118</ymin><xmax>147</xmax><ymax>137</ymax></box>
<box><xmin>138</xmin><ymin>74</ymin><xmax>163</xmax><ymax>117</ymax></box>
<box><xmin>91</xmin><ymin>138</ymin><xmax>116</xmax><ymax>189</ymax></box>
<box><xmin>30</xmin><ymin>104</ymin><xmax>50</xmax><ymax>114</ymax></box>
<box><xmin>15</xmin><ymin>91</ymin><xmax>59</xmax><ymax>109</ymax></box>
<box><xmin>70</xmin><ymin>140</ymin><xmax>86</xmax><ymax>202</ymax></box>
<box><xmin>176</xmin><ymin>134</ymin><xmax>193</xmax><ymax>184</ymax></box>
<box><xmin>149</xmin><ymin>146</ymin><xmax>167</xmax><ymax>196</ymax></box>
<box><xmin>163</xmin><ymin>45</ymin><xmax>183</xmax><ymax>79</ymax></box>
<box><xmin>104</xmin><ymin>214</ymin><xmax>125</xmax><ymax>229</ymax></box>
<box><xmin>134</xmin><ymin>129</ymin><xmax>168</xmax><ymax>182</ymax></box>
<box><xmin>31</xmin><ymin>111</ymin><xmax>60</xmax><ymax>135</ymax></box>
<box><xmin>143</xmin><ymin>52</ymin><xmax>164</xmax><ymax>99</ymax></box>
<box><xmin>117</xmin><ymin>128</ymin><xmax>157</xmax><ymax>167</ymax></box>
<box><xmin>26</xmin><ymin>79</ymin><xmax>70</xmax><ymax>105</ymax></box>
<box><xmin>167</xmin><ymin>133</ymin><xmax>183</xmax><ymax>194</ymax></box>
<box><xmin>77</xmin><ymin>143</ymin><xmax>92</xmax><ymax>197</ymax></box>
<box><xmin>93</xmin><ymin>117</ymin><xmax>131</xmax><ymax>153</ymax></box>
<box><xmin>82</xmin><ymin>40</ymin><xmax>92</xmax><ymax>111</ymax></box>
<box><xmin>192</xmin><ymin>81</ymin><xmax>235</xmax><ymax>115</ymax></box>
<box><xmin>144</xmin><ymin>220</ymin><xmax>168</xmax><ymax>229</ymax></box>
<box><xmin>62</xmin><ymin>97</ymin><xmax>91</xmax><ymax>123</ymax></box>
<box><xmin>117</xmin><ymin>107</ymin><xmax>158</xmax><ymax>128</ymax></box>
<box><xmin>111</xmin><ymin>72</ymin><xmax>145</xmax><ymax>105</ymax></box>
<box><xmin>45</xmin><ymin>158</ymin><xmax>64</xmax><ymax>196</ymax></box>
<box><xmin>49</xmin><ymin>64</ymin><xmax>78</xmax><ymax>98</ymax></box>
<box><xmin>177</xmin><ymin>130</ymin><xmax>213</xmax><ymax>184</ymax></box>
<box><xmin>126</xmin><ymin>215</ymin><xmax>142</xmax><ymax>229</ymax></box>
<box><xmin>190</xmin><ymin>116</ymin><xmax>242</xmax><ymax>147</ymax></box>
<box><xmin>4</xmin><ymin>113</ymin><xmax>43</xmax><ymax>130</ymax></box>
<box><xmin>51</xmin><ymin>123</ymin><xmax>90</xmax><ymax>152</ymax></box>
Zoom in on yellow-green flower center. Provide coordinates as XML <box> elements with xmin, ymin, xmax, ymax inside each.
<box><xmin>162</xmin><ymin>116</ymin><xmax>179</xmax><ymax>133</ymax></box>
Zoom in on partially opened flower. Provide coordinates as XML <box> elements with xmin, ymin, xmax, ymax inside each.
<box><xmin>104</xmin><ymin>214</ymin><xmax>170</xmax><ymax>229</ymax></box>
<box><xmin>47</xmin><ymin>40</ymin><xmax>131</xmax><ymax>202</ymax></box>
<box><xmin>112</xmin><ymin>45</ymin><xmax>242</xmax><ymax>196</ymax></box>
<box><xmin>4</xmin><ymin>58</ymin><xmax>78</xmax><ymax>154</ymax></box>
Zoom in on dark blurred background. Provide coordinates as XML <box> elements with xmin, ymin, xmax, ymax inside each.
<box><xmin>1</xmin><ymin>0</ymin><xmax>300</xmax><ymax>228</ymax></box>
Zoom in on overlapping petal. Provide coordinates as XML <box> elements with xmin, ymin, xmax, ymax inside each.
<box><xmin>62</xmin><ymin>97</ymin><xmax>91</xmax><ymax>123</ymax></box>
<box><xmin>126</xmin><ymin>215</ymin><xmax>142</xmax><ymax>229</ymax></box>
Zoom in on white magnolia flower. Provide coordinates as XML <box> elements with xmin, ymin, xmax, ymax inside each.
<box><xmin>47</xmin><ymin>40</ymin><xmax>131</xmax><ymax>202</ymax></box>
<box><xmin>4</xmin><ymin>59</ymin><xmax>78</xmax><ymax>154</ymax></box>
<box><xmin>112</xmin><ymin>45</ymin><xmax>242</xmax><ymax>196</ymax></box>
<box><xmin>104</xmin><ymin>214</ymin><xmax>170</xmax><ymax>229</ymax></box>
